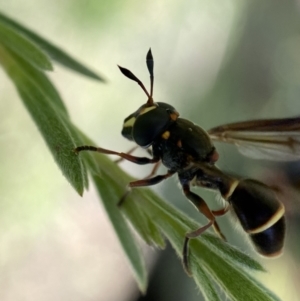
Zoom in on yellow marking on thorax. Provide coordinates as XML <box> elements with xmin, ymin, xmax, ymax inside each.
<box><xmin>170</xmin><ymin>111</ymin><xmax>179</xmax><ymax>121</ymax></box>
<box><xmin>162</xmin><ymin>131</ymin><xmax>170</xmax><ymax>139</ymax></box>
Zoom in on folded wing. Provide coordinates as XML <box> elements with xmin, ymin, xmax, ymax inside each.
<box><xmin>208</xmin><ymin>117</ymin><xmax>300</xmax><ymax>161</ymax></box>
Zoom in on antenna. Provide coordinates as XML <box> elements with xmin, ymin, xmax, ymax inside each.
<box><xmin>146</xmin><ymin>48</ymin><xmax>154</xmax><ymax>105</ymax></box>
<box><xmin>118</xmin><ymin>65</ymin><xmax>151</xmax><ymax>99</ymax></box>
<box><xmin>118</xmin><ymin>49</ymin><xmax>156</xmax><ymax>106</ymax></box>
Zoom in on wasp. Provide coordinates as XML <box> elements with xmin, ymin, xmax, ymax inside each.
<box><xmin>75</xmin><ymin>49</ymin><xmax>300</xmax><ymax>273</ymax></box>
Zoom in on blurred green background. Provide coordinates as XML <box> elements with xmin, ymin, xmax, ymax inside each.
<box><xmin>0</xmin><ymin>0</ymin><xmax>299</xmax><ymax>300</ymax></box>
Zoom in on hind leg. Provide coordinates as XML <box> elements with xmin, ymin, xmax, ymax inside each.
<box><xmin>181</xmin><ymin>183</ymin><xmax>226</xmax><ymax>274</ymax></box>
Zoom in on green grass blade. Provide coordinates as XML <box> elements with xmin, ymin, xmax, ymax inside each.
<box><xmin>73</xmin><ymin>143</ymin><xmax>281</xmax><ymax>300</ymax></box>
<box><xmin>123</xmin><ymin>192</ymin><xmax>166</xmax><ymax>248</ymax></box>
<box><xmin>194</xmin><ymin>264</ymin><xmax>222</xmax><ymax>301</ymax></box>
<box><xmin>202</xmin><ymin>234</ymin><xmax>266</xmax><ymax>272</ymax></box>
<box><xmin>145</xmin><ymin>194</ymin><xmax>280</xmax><ymax>301</ymax></box>
<box><xmin>92</xmin><ymin>171</ymin><xmax>148</xmax><ymax>293</ymax></box>
<box><xmin>73</xmin><ymin>133</ymin><xmax>152</xmax><ymax>292</ymax></box>
<box><xmin>0</xmin><ymin>46</ymin><xmax>87</xmax><ymax>195</ymax></box>
<box><xmin>200</xmin><ymin>250</ymin><xmax>281</xmax><ymax>301</ymax></box>
<box><xmin>0</xmin><ymin>21</ymin><xmax>52</xmax><ymax>71</ymax></box>
<box><xmin>0</xmin><ymin>11</ymin><xmax>105</xmax><ymax>81</ymax></box>
<box><xmin>7</xmin><ymin>45</ymin><xmax>69</xmax><ymax>116</ymax></box>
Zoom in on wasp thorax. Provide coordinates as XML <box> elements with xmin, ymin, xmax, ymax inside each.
<box><xmin>121</xmin><ymin>102</ymin><xmax>179</xmax><ymax>148</ymax></box>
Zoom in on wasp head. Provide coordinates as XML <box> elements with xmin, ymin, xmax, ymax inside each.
<box><xmin>118</xmin><ymin>49</ymin><xmax>179</xmax><ymax>148</ymax></box>
<box><xmin>122</xmin><ymin>102</ymin><xmax>179</xmax><ymax>148</ymax></box>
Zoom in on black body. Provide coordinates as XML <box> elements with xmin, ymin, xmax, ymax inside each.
<box><xmin>75</xmin><ymin>49</ymin><xmax>286</xmax><ymax>274</ymax></box>
<box><xmin>152</xmin><ymin>118</ymin><xmax>216</xmax><ymax>171</ymax></box>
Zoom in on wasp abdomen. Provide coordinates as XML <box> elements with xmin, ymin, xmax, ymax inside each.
<box><xmin>228</xmin><ymin>179</ymin><xmax>285</xmax><ymax>256</ymax></box>
<box><xmin>250</xmin><ymin>216</ymin><xmax>285</xmax><ymax>256</ymax></box>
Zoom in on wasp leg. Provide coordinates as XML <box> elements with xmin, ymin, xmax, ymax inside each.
<box><xmin>117</xmin><ymin>170</ymin><xmax>175</xmax><ymax>206</ymax></box>
<box><xmin>181</xmin><ymin>184</ymin><xmax>226</xmax><ymax>274</ymax></box>
<box><xmin>143</xmin><ymin>161</ymin><xmax>162</xmax><ymax>179</ymax></box>
<box><xmin>75</xmin><ymin>145</ymin><xmax>159</xmax><ymax>165</ymax></box>
<box><xmin>212</xmin><ymin>204</ymin><xmax>230</xmax><ymax>216</ymax></box>
<box><xmin>118</xmin><ymin>190</ymin><xmax>131</xmax><ymax>207</ymax></box>
<box><xmin>129</xmin><ymin>170</ymin><xmax>175</xmax><ymax>187</ymax></box>
<box><xmin>114</xmin><ymin>146</ymin><xmax>154</xmax><ymax>164</ymax></box>
<box><xmin>183</xmin><ymin>224</ymin><xmax>213</xmax><ymax>276</ymax></box>
<box><xmin>114</xmin><ymin>145</ymin><xmax>139</xmax><ymax>163</ymax></box>
<box><xmin>118</xmin><ymin>155</ymin><xmax>161</xmax><ymax>206</ymax></box>
<box><xmin>114</xmin><ymin>146</ymin><xmax>161</xmax><ymax>178</ymax></box>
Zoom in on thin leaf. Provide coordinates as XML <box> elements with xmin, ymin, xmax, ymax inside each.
<box><xmin>202</xmin><ymin>234</ymin><xmax>266</xmax><ymax>272</ymax></box>
<box><xmin>80</xmin><ymin>147</ymin><xmax>166</xmax><ymax>248</ymax></box>
<box><xmin>8</xmin><ymin>45</ymin><xmax>69</xmax><ymax>116</ymax></box>
<box><xmin>73</xmin><ymin>133</ymin><xmax>150</xmax><ymax>292</ymax></box>
<box><xmin>122</xmin><ymin>190</ymin><xmax>166</xmax><ymax>248</ymax></box>
<box><xmin>74</xmin><ymin>144</ymin><xmax>281</xmax><ymax>301</ymax></box>
<box><xmin>93</xmin><ymin>171</ymin><xmax>148</xmax><ymax>293</ymax></box>
<box><xmin>143</xmin><ymin>195</ymin><xmax>279</xmax><ymax>301</ymax></box>
<box><xmin>200</xmin><ymin>251</ymin><xmax>281</xmax><ymax>301</ymax></box>
<box><xmin>0</xmin><ymin>46</ymin><xmax>87</xmax><ymax>195</ymax></box>
<box><xmin>194</xmin><ymin>264</ymin><xmax>222</xmax><ymax>301</ymax></box>
<box><xmin>0</xmin><ymin>21</ymin><xmax>52</xmax><ymax>71</ymax></box>
<box><xmin>0</xmin><ymin>11</ymin><xmax>105</xmax><ymax>81</ymax></box>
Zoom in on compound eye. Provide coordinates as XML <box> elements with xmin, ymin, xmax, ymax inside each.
<box><xmin>132</xmin><ymin>107</ymin><xmax>173</xmax><ymax>147</ymax></box>
<box><xmin>121</xmin><ymin>104</ymin><xmax>148</xmax><ymax>141</ymax></box>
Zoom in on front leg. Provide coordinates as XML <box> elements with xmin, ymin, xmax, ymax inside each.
<box><xmin>75</xmin><ymin>145</ymin><xmax>159</xmax><ymax>165</ymax></box>
<box><xmin>114</xmin><ymin>146</ymin><xmax>161</xmax><ymax>178</ymax></box>
<box><xmin>114</xmin><ymin>145</ymin><xmax>139</xmax><ymax>163</ymax></box>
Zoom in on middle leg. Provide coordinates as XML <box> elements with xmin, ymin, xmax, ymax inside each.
<box><xmin>118</xmin><ymin>170</ymin><xmax>175</xmax><ymax>206</ymax></box>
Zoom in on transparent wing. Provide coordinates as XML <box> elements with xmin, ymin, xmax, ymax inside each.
<box><xmin>208</xmin><ymin>117</ymin><xmax>300</xmax><ymax>161</ymax></box>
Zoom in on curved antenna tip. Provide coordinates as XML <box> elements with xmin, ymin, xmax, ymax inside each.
<box><xmin>146</xmin><ymin>49</ymin><xmax>154</xmax><ymax>98</ymax></box>
<box><xmin>118</xmin><ymin>65</ymin><xmax>140</xmax><ymax>83</ymax></box>
<box><xmin>146</xmin><ymin>48</ymin><xmax>153</xmax><ymax>60</ymax></box>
